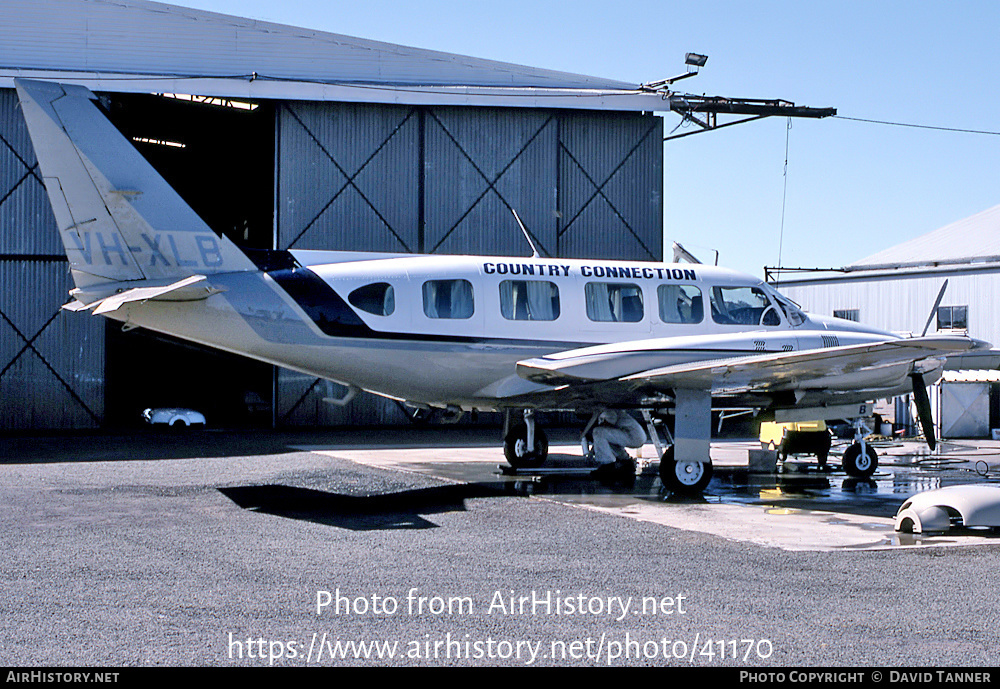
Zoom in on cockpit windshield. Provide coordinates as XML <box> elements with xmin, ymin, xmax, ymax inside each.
<box><xmin>771</xmin><ymin>290</ymin><xmax>806</xmax><ymax>326</ymax></box>
<box><xmin>710</xmin><ymin>286</ymin><xmax>781</xmax><ymax>326</ymax></box>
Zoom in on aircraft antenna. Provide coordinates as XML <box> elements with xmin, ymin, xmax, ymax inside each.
<box><xmin>672</xmin><ymin>242</ymin><xmax>703</xmax><ymax>264</ymax></box>
<box><xmin>511</xmin><ymin>209</ymin><xmax>540</xmax><ymax>258</ymax></box>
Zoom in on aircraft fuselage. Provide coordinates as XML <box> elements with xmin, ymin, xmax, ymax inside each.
<box><xmin>97</xmin><ymin>250</ymin><xmax>904</xmax><ymax>410</ymax></box>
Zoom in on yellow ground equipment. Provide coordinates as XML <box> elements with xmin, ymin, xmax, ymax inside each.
<box><xmin>759</xmin><ymin>420</ymin><xmax>832</xmax><ymax>468</ymax></box>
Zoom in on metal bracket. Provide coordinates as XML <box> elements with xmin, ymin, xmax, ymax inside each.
<box><xmin>665</xmin><ymin>95</ymin><xmax>836</xmax><ymax>141</ymax></box>
<box><xmin>641</xmin><ymin>410</ymin><xmax>665</xmax><ymax>458</ymax></box>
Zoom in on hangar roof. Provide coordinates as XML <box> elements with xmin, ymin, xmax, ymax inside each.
<box><xmin>771</xmin><ymin>202</ymin><xmax>1000</xmax><ymax>286</ymax></box>
<box><xmin>849</xmin><ymin>203</ymin><xmax>1000</xmax><ymax>271</ymax></box>
<box><xmin>0</xmin><ymin>0</ymin><xmax>667</xmax><ymax>111</ymax></box>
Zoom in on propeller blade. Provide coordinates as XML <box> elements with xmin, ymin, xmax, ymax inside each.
<box><xmin>921</xmin><ymin>279</ymin><xmax>949</xmax><ymax>337</ymax></box>
<box><xmin>910</xmin><ymin>372</ymin><xmax>936</xmax><ymax>451</ymax></box>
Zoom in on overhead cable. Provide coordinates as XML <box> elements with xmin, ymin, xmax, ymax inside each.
<box><xmin>835</xmin><ymin>115</ymin><xmax>1000</xmax><ymax>136</ymax></box>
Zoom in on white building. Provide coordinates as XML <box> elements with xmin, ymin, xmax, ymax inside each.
<box><xmin>775</xmin><ymin>203</ymin><xmax>1000</xmax><ymax>438</ymax></box>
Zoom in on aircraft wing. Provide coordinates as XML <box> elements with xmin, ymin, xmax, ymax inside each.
<box><xmin>516</xmin><ymin>335</ymin><xmax>981</xmax><ymax>400</ymax></box>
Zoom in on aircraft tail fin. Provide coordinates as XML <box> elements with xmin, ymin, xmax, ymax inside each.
<box><xmin>15</xmin><ymin>79</ymin><xmax>256</xmax><ymax>289</ymax></box>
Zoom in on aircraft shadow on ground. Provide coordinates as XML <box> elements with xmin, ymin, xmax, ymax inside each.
<box><xmin>218</xmin><ymin>482</ymin><xmax>510</xmax><ymax>531</ymax></box>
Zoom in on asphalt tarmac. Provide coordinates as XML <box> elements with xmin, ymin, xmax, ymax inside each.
<box><xmin>2</xmin><ymin>428</ymin><xmax>999</xmax><ymax>667</ymax></box>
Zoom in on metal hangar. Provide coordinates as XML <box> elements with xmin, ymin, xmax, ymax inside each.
<box><xmin>0</xmin><ymin>1</ymin><xmax>835</xmax><ymax>431</ymax></box>
<box><xmin>0</xmin><ymin>0</ymin><xmax>675</xmax><ymax>430</ymax></box>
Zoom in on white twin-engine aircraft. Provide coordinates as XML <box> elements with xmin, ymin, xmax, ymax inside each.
<box><xmin>16</xmin><ymin>79</ymin><xmax>987</xmax><ymax>493</ymax></box>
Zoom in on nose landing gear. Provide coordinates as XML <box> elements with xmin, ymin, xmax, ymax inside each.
<box><xmin>841</xmin><ymin>416</ymin><xmax>879</xmax><ymax>477</ymax></box>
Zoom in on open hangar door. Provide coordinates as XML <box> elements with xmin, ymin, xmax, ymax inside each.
<box><xmin>101</xmin><ymin>92</ymin><xmax>276</xmax><ymax>428</ymax></box>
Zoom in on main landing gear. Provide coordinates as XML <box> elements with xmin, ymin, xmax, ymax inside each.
<box><xmin>501</xmin><ymin>406</ymin><xmax>716</xmax><ymax>495</ymax></box>
<box><xmin>503</xmin><ymin>409</ymin><xmax>548</xmax><ymax>468</ymax></box>
<box><xmin>658</xmin><ymin>447</ymin><xmax>714</xmax><ymax>494</ymax></box>
<box><xmin>656</xmin><ymin>389</ymin><xmax>714</xmax><ymax>495</ymax></box>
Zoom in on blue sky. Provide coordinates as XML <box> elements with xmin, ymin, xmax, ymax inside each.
<box><xmin>174</xmin><ymin>0</ymin><xmax>999</xmax><ymax>277</ymax></box>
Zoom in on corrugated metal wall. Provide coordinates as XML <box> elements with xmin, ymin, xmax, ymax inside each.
<box><xmin>279</xmin><ymin>102</ymin><xmax>422</xmax><ymax>254</ymax></box>
<box><xmin>0</xmin><ymin>87</ymin><xmax>104</xmax><ymax>430</ymax></box>
<box><xmin>557</xmin><ymin>112</ymin><xmax>663</xmax><ymax>261</ymax></box>
<box><xmin>421</xmin><ymin>107</ymin><xmax>558</xmax><ymax>256</ymax></box>
<box><xmin>276</xmin><ymin>101</ymin><xmax>663</xmax><ymax>425</ymax></box>
<box><xmin>278</xmin><ymin>102</ymin><xmax>663</xmax><ymax>257</ymax></box>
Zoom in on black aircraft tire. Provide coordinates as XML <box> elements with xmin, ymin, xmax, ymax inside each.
<box><xmin>504</xmin><ymin>424</ymin><xmax>549</xmax><ymax>468</ymax></box>
<box><xmin>659</xmin><ymin>447</ymin><xmax>713</xmax><ymax>494</ymax></box>
<box><xmin>842</xmin><ymin>442</ymin><xmax>878</xmax><ymax>478</ymax></box>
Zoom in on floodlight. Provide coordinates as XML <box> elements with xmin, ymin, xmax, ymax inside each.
<box><xmin>642</xmin><ymin>52</ymin><xmax>710</xmax><ymax>90</ymax></box>
<box><xmin>685</xmin><ymin>53</ymin><xmax>708</xmax><ymax>68</ymax></box>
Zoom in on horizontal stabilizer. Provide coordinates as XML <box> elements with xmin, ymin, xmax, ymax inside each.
<box><xmin>65</xmin><ymin>275</ymin><xmax>221</xmax><ymax>315</ymax></box>
<box><xmin>61</xmin><ymin>299</ymin><xmax>93</xmax><ymax>312</ymax></box>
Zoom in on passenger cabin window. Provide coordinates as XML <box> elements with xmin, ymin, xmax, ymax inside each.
<box><xmin>348</xmin><ymin>282</ymin><xmax>395</xmax><ymax>316</ymax></box>
<box><xmin>422</xmin><ymin>279</ymin><xmax>474</xmax><ymax>319</ymax></box>
<box><xmin>833</xmin><ymin>309</ymin><xmax>859</xmax><ymax>322</ymax></box>
<box><xmin>937</xmin><ymin>305</ymin><xmax>968</xmax><ymax>330</ymax></box>
<box><xmin>499</xmin><ymin>280</ymin><xmax>560</xmax><ymax>321</ymax></box>
<box><xmin>585</xmin><ymin>283</ymin><xmax>644</xmax><ymax>323</ymax></box>
<box><xmin>710</xmin><ymin>286</ymin><xmax>780</xmax><ymax>326</ymax></box>
<box><xmin>657</xmin><ymin>284</ymin><xmax>703</xmax><ymax>324</ymax></box>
